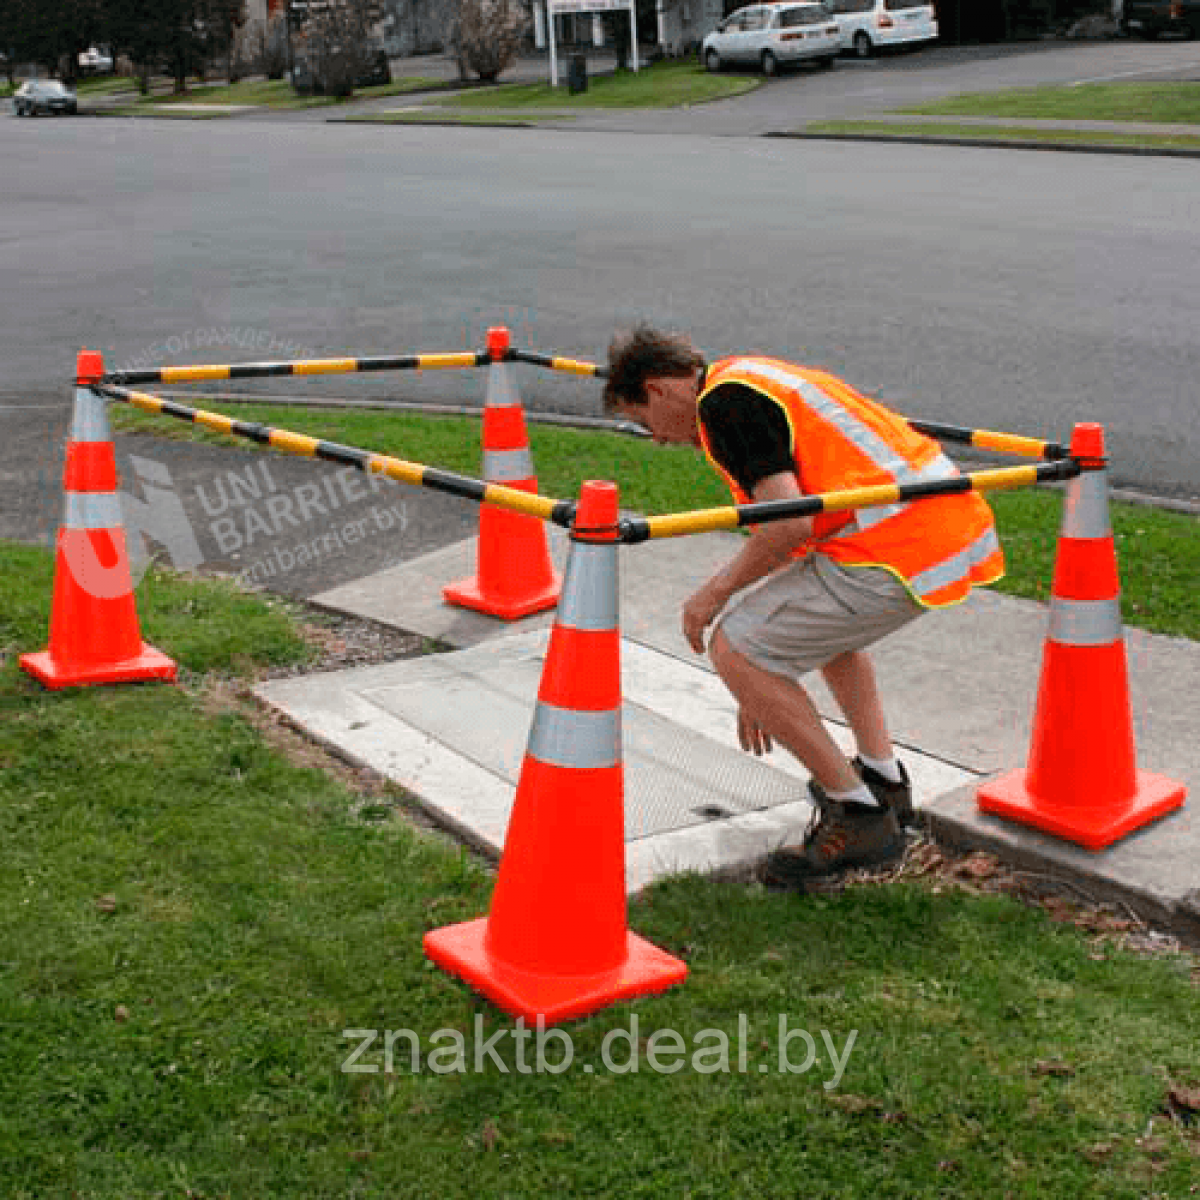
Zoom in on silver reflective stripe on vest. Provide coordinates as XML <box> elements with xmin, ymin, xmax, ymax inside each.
<box><xmin>723</xmin><ymin>360</ymin><xmax>961</xmax><ymax>496</ymax></box>
<box><xmin>71</xmin><ymin>387</ymin><xmax>110</xmax><ymax>442</ymax></box>
<box><xmin>485</xmin><ymin>361</ymin><xmax>521</xmax><ymax>409</ymax></box>
<box><xmin>1062</xmin><ymin>471</ymin><xmax>1111</xmax><ymax>539</ymax></box>
<box><xmin>1048</xmin><ymin>596</ymin><xmax>1123</xmax><ymax>646</ymax></box>
<box><xmin>483</xmin><ymin>447</ymin><xmax>534</xmax><ymax>483</ymax></box>
<box><xmin>730</xmin><ymin>360</ymin><xmax>920</xmax><ymax>479</ymax></box>
<box><xmin>64</xmin><ymin>491</ymin><xmax>123</xmax><ymax>530</ymax></box>
<box><xmin>557</xmin><ymin>543</ymin><xmax>619</xmax><ymax>631</ymax></box>
<box><xmin>527</xmin><ymin>703</ymin><xmax>621</xmax><ymax>769</ymax></box>
<box><xmin>907</xmin><ymin>525</ymin><xmax>1001</xmax><ymax>599</ymax></box>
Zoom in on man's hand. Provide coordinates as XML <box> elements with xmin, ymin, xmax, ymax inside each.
<box><xmin>682</xmin><ymin>584</ymin><xmax>727</xmax><ymax>654</ymax></box>
<box><xmin>738</xmin><ymin>708</ymin><xmax>773</xmax><ymax>756</ymax></box>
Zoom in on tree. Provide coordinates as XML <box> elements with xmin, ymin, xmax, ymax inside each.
<box><xmin>0</xmin><ymin>0</ymin><xmax>104</xmax><ymax>81</ymax></box>
<box><xmin>452</xmin><ymin>0</ymin><xmax>528</xmax><ymax>84</ymax></box>
<box><xmin>290</xmin><ymin>0</ymin><xmax>384</xmax><ymax>98</ymax></box>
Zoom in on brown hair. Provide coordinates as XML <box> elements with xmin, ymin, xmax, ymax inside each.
<box><xmin>603</xmin><ymin>324</ymin><xmax>705</xmax><ymax>413</ymax></box>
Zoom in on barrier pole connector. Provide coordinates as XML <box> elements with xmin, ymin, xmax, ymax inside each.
<box><xmin>977</xmin><ymin>423</ymin><xmax>1185</xmax><ymax>849</ymax></box>
<box><xmin>21</xmin><ymin>350</ymin><xmax>177</xmax><ymax>689</ymax></box>
<box><xmin>425</xmin><ymin>479</ymin><xmax>688</xmax><ymax>1023</ymax></box>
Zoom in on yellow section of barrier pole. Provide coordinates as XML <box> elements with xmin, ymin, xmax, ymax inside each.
<box><xmin>971</xmin><ymin>430</ymin><xmax>1057</xmax><ymax>459</ymax></box>
<box><xmin>417</xmin><ymin>353</ymin><xmax>481</xmax><ymax>370</ymax></box>
<box><xmin>193</xmin><ymin>410</ymin><xmax>237</xmax><ymax>436</ymax></box>
<box><xmin>160</xmin><ymin>365</ymin><xmax>233</xmax><ymax>383</ymax></box>
<box><xmin>269</xmin><ymin>430</ymin><xmax>322</xmax><ymax>456</ymax></box>
<box><xmin>365</xmin><ymin>455</ymin><xmax>426</xmax><ymax>488</ymax></box>
<box><xmin>643</xmin><ymin>506</ymin><xmax>743</xmax><ymax>540</ymax></box>
<box><xmin>291</xmin><ymin>358</ymin><xmax>360</xmax><ymax>377</ymax></box>
<box><xmin>550</xmin><ymin>357</ymin><xmax>602</xmax><ymax>377</ymax></box>
<box><xmin>963</xmin><ymin>464</ymin><xmax>1042</xmax><ymax>493</ymax></box>
<box><xmin>482</xmin><ymin>484</ymin><xmax>572</xmax><ymax>522</ymax></box>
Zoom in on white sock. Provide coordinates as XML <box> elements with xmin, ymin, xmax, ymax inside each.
<box><xmin>824</xmin><ymin>782</ymin><xmax>880</xmax><ymax>808</ymax></box>
<box><xmin>858</xmin><ymin>753</ymin><xmax>904</xmax><ymax>785</ymax></box>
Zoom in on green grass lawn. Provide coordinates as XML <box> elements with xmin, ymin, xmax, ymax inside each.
<box><xmin>902</xmin><ymin>82</ymin><xmax>1200</xmax><ymax>124</ymax></box>
<box><xmin>136</xmin><ymin>76</ymin><xmax>443</xmax><ymax>110</ymax></box>
<box><xmin>1</xmin><ymin>534</ymin><xmax>1198</xmax><ymax>1196</ymax></box>
<box><xmin>109</xmin><ymin>400</ymin><xmax>1200</xmax><ymax>642</ymax></box>
<box><xmin>440</xmin><ymin>57</ymin><xmax>759</xmax><ymax>109</ymax></box>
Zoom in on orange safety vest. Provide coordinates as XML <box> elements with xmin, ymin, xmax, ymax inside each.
<box><xmin>697</xmin><ymin>356</ymin><xmax>1005</xmax><ymax>608</ymax></box>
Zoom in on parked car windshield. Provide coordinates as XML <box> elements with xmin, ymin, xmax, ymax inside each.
<box><xmin>779</xmin><ymin>6</ymin><xmax>830</xmax><ymax>25</ymax></box>
<box><xmin>33</xmin><ymin>82</ymin><xmax>71</xmax><ymax>95</ymax></box>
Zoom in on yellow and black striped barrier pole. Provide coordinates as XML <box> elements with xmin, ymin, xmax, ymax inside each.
<box><xmin>619</xmin><ymin>458</ymin><xmax>1088</xmax><ymax>544</ymax></box>
<box><xmin>104</xmin><ymin>351</ymin><xmax>489</xmax><ymax>388</ymax></box>
<box><xmin>98</xmin><ymin>384</ymin><xmax>577</xmax><ymax>528</ymax></box>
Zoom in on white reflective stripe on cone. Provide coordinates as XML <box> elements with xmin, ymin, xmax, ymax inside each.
<box><xmin>906</xmin><ymin>525</ymin><xmax>1002</xmax><ymax>597</ymax></box>
<box><xmin>484</xmin><ymin>362</ymin><xmax>521</xmax><ymax>408</ymax></box>
<box><xmin>64</xmin><ymin>491</ymin><xmax>124</xmax><ymax>530</ymax></box>
<box><xmin>1048</xmin><ymin>596</ymin><xmax>1123</xmax><ymax>646</ymax></box>
<box><xmin>1062</xmin><ymin>471</ymin><xmax>1112</xmax><ymax>540</ymax></box>
<box><xmin>70</xmin><ymin>387</ymin><xmax>111</xmax><ymax>442</ymax></box>
<box><xmin>527</xmin><ymin>703</ymin><xmax>621</xmax><ymax>769</ymax></box>
<box><xmin>556</xmin><ymin>542</ymin><xmax>619</xmax><ymax>631</ymax></box>
<box><xmin>482</xmin><ymin>447</ymin><xmax>535</xmax><ymax>483</ymax></box>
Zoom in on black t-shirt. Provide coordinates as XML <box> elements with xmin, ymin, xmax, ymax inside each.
<box><xmin>697</xmin><ymin>380</ymin><xmax>796</xmax><ymax>496</ymax></box>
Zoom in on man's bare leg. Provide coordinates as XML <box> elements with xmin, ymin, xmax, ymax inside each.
<box><xmin>820</xmin><ymin>649</ymin><xmax>893</xmax><ymax>763</ymax></box>
<box><xmin>709</xmin><ymin>629</ymin><xmax>860</xmax><ymax>793</ymax></box>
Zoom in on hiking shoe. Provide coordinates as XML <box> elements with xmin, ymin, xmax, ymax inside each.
<box><xmin>761</xmin><ymin>796</ymin><xmax>904</xmax><ymax>893</ymax></box>
<box><xmin>852</xmin><ymin>756</ymin><xmax>916</xmax><ymax>829</ymax></box>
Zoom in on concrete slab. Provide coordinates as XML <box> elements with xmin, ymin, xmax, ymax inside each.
<box><xmin>254</xmin><ymin>629</ymin><xmax>976</xmax><ymax>895</ymax></box>
<box><xmin>300</xmin><ymin>532</ymin><xmax>1199</xmax><ymax>934</ymax></box>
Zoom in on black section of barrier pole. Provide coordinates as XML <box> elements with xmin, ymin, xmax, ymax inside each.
<box><xmin>314</xmin><ymin>440</ymin><xmax>373</xmax><ymax>469</ymax></box>
<box><xmin>419</xmin><ymin>468</ymin><xmax>488</xmax><ymax>504</ymax></box>
<box><xmin>551</xmin><ymin>500</ymin><xmax>578</xmax><ymax>529</ymax></box>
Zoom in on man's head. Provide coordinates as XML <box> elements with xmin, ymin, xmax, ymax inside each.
<box><xmin>604</xmin><ymin>324</ymin><xmax>706</xmax><ymax>445</ymax></box>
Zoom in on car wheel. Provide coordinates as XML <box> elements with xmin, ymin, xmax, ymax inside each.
<box><xmin>704</xmin><ymin>49</ymin><xmax>722</xmax><ymax>73</ymax></box>
<box><xmin>761</xmin><ymin>50</ymin><xmax>778</xmax><ymax>77</ymax></box>
<box><xmin>852</xmin><ymin>31</ymin><xmax>873</xmax><ymax>58</ymax></box>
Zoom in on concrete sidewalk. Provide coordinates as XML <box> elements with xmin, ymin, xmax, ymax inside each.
<box><xmin>254</xmin><ymin>525</ymin><xmax>1200</xmax><ymax>940</ymax></box>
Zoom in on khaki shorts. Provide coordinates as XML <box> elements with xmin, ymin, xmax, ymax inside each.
<box><xmin>716</xmin><ymin>554</ymin><xmax>924</xmax><ymax>678</ymax></box>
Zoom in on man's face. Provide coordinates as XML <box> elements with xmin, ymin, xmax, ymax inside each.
<box><xmin>617</xmin><ymin>374</ymin><xmax>702</xmax><ymax>446</ymax></box>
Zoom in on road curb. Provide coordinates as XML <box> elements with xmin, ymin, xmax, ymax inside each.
<box><xmin>766</xmin><ymin>129</ymin><xmax>1200</xmax><ymax>159</ymax></box>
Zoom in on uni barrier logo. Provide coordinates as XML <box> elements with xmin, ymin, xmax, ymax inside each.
<box><xmin>110</xmin><ymin>452</ymin><xmax>409</xmax><ymax>592</ymax></box>
<box><xmin>340</xmin><ymin>1016</ymin><xmax>858</xmax><ymax>1086</ymax></box>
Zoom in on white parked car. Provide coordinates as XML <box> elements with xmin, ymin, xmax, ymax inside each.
<box><xmin>78</xmin><ymin>46</ymin><xmax>114</xmax><ymax>73</ymax></box>
<box><xmin>702</xmin><ymin>2</ymin><xmax>841</xmax><ymax>76</ymax></box>
<box><xmin>825</xmin><ymin>0</ymin><xmax>938</xmax><ymax>58</ymax></box>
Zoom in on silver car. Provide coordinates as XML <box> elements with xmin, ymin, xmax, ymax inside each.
<box><xmin>702</xmin><ymin>2</ymin><xmax>842</xmax><ymax>76</ymax></box>
<box><xmin>13</xmin><ymin>80</ymin><xmax>79</xmax><ymax>117</ymax></box>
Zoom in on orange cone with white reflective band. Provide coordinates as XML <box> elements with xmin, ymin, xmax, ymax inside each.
<box><xmin>443</xmin><ymin>326</ymin><xmax>560</xmax><ymax>620</ymax></box>
<box><xmin>977</xmin><ymin>423</ymin><xmax>1185</xmax><ymax>850</ymax></box>
<box><xmin>20</xmin><ymin>350</ymin><xmax>177</xmax><ymax>689</ymax></box>
<box><xmin>425</xmin><ymin>480</ymin><xmax>687</xmax><ymax>1024</ymax></box>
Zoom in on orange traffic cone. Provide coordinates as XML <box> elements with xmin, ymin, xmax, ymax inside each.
<box><xmin>977</xmin><ymin>423</ymin><xmax>1185</xmax><ymax>850</ymax></box>
<box><xmin>425</xmin><ymin>480</ymin><xmax>688</xmax><ymax>1024</ymax></box>
<box><xmin>20</xmin><ymin>350</ymin><xmax>177</xmax><ymax>689</ymax></box>
<box><xmin>443</xmin><ymin>326</ymin><xmax>561</xmax><ymax>620</ymax></box>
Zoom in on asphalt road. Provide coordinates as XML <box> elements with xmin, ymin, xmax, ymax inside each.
<box><xmin>3</xmin><ymin>41</ymin><xmax>1198</xmax><ymax>596</ymax></box>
